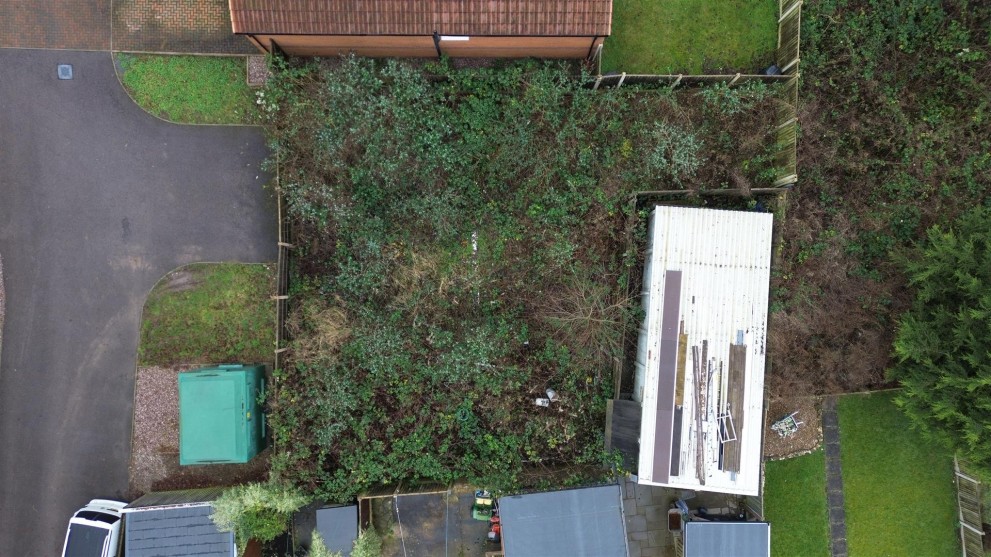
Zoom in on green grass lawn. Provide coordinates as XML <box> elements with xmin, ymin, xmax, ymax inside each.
<box><xmin>117</xmin><ymin>54</ymin><xmax>259</xmax><ymax>125</ymax></box>
<box><xmin>764</xmin><ymin>451</ymin><xmax>830</xmax><ymax>557</ymax></box>
<box><xmin>139</xmin><ymin>263</ymin><xmax>275</xmax><ymax>366</ymax></box>
<box><xmin>838</xmin><ymin>391</ymin><xmax>959</xmax><ymax>557</ymax></box>
<box><xmin>603</xmin><ymin>0</ymin><xmax>778</xmax><ymax>74</ymax></box>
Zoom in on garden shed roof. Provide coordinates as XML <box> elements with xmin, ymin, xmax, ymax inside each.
<box><xmin>499</xmin><ymin>485</ymin><xmax>628</xmax><ymax>556</ymax></box>
<box><xmin>123</xmin><ymin>503</ymin><xmax>234</xmax><ymax>557</ymax></box>
<box><xmin>229</xmin><ymin>0</ymin><xmax>612</xmax><ymax>37</ymax></box>
<box><xmin>315</xmin><ymin>505</ymin><xmax>359</xmax><ymax>557</ymax></box>
<box><xmin>635</xmin><ymin>206</ymin><xmax>773</xmax><ymax>496</ymax></box>
<box><xmin>684</xmin><ymin>522</ymin><xmax>770</xmax><ymax>557</ymax></box>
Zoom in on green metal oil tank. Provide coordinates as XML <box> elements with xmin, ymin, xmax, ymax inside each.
<box><xmin>178</xmin><ymin>364</ymin><xmax>266</xmax><ymax>465</ymax></box>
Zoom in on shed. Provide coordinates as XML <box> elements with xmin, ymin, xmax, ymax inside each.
<box><xmin>122</xmin><ymin>488</ymin><xmax>235</xmax><ymax>557</ymax></box>
<box><xmin>315</xmin><ymin>505</ymin><xmax>359</xmax><ymax>556</ymax></box>
<box><xmin>179</xmin><ymin>364</ymin><xmax>266</xmax><ymax>465</ymax></box>
<box><xmin>634</xmin><ymin>206</ymin><xmax>773</xmax><ymax>496</ymax></box>
<box><xmin>683</xmin><ymin>522</ymin><xmax>770</xmax><ymax>557</ymax></box>
<box><xmin>499</xmin><ymin>485</ymin><xmax>628</xmax><ymax>557</ymax></box>
<box><xmin>229</xmin><ymin>0</ymin><xmax>612</xmax><ymax>59</ymax></box>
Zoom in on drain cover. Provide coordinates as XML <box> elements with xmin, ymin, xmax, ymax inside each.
<box><xmin>57</xmin><ymin>64</ymin><xmax>73</xmax><ymax>80</ymax></box>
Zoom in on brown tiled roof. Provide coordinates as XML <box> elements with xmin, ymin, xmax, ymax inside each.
<box><xmin>229</xmin><ymin>0</ymin><xmax>612</xmax><ymax>37</ymax></box>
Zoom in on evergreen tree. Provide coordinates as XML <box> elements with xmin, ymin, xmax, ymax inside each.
<box><xmin>889</xmin><ymin>206</ymin><xmax>991</xmax><ymax>470</ymax></box>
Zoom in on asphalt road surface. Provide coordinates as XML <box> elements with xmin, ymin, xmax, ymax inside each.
<box><xmin>0</xmin><ymin>49</ymin><xmax>276</xmax><ymax>556</ymax></box>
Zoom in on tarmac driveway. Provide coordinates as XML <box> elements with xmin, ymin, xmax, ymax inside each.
<box><xmin>0</xmin><ymin>49</ymin><xmax>276</xmax><ymax>555</ymax></box>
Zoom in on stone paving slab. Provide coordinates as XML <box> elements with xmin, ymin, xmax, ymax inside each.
<box><xmin>622</xmin><ymin>479</ymin><xmax>676</xmax><ymax>557</ymax></box>
<box><xmin>0</xmin><ymin>0</ymin><xmax>110</xmax><ymax>50</ymax></box>
<box><xmin>823</xmin><ymin>397</ymin><xmax>849</xmax><ymax>557</ymax></box>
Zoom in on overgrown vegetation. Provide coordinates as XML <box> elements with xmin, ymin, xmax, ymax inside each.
<box><xmin>889</xmin><ymin>206</ymin><xmax>991</xmax><ymax>473</ymax></box>
<box><xmin>838</xmin><ymin>392</ymin><xmax>958</xmax><ymax>556</ymax></box>
<box><xmin>211</xmin><ymin>482</ymin><xmax>309</xmax><ymax>553</ymax></box>
<box><xmin>263</xmin><ymin>56</ymin><xmax>780</xmax><ymax>501</ymax></box>
<box><xmin>117</xmin><ymin>54</ymin><xmax>259</xmax><ymax>125</ymax></box>
<box><xmin>307</xmin><ymin>529</ymin><xmax>381</xmax><ymax>557</ymax></box>
<box><xmin>764</xmin><ymin>451</ymin><xmax>829</xmax><ymax>557</ymax></box>
<box><xmin>769</xmin><ymin>1</ymin><xmax>991</xmax><ymax>396</ymax></box>
<box><xmin>604</xmin><ymin>0</ymin><xmax>778</xmax><ymax>74</ymax></box>
<box><xmin>139</xmin><ymin>263</ymin><xmax>275</xmax><ymax>366</ymax></box>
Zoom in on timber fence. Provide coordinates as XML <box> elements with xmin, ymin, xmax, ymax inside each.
<box><xmin>274</xmin><ymin>172</ymin><xmax>291</xmax><ymax>375</ymax></box>
<box><xmin>955</xmin><ymin>457</ymin><xmax>986</xmax><ymax>557</ymax></box>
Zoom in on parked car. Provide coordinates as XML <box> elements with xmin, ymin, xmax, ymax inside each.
<box><xmin>61</xmin><ymin>499</ymin><xmax>126</xmax><ymax>557</ymax></box>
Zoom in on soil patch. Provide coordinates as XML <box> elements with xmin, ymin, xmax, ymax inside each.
<box><xmin>129</xmin><ymin>365</ymin><xmax>268</xmax><ymax>497</ymax></box>
<box><xmin>764</xmin><ymin>395</ymin><xmax>822</xmax><ymax>459</ymax></box>
<box><xmin>156</xmin><ymin>268</ymin><xmax>202</xmax><ymax>294</ymax></box>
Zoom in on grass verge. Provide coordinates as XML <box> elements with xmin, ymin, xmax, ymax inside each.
<box><xmin>603</xmin><ymin>0</ymin><xmax>778</xmax><ymax>74</ymax></box>
<box><xmin>116</xmin><ymin>54</ymin><xmax>259</xmax><ymax>125</ymax></box>
<box><xmin>139</xmin><ymin>263</ymin><xmax>275</xmax><ymax>366</ymax></box>
<box><xmin>764</xmin><ymin>451</ymin><xmax>830</xmax><ymax>557</ymax></box>
<box><xmin>838</xmin><ymin>391</ymin><xmax>958</xmax><ymax>557</ymax></box>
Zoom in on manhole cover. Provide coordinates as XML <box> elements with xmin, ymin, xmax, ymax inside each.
<box><xmin>57</xmin><ymin>64</ymin><xmax>73</xmax><ymax>80</ymax></box>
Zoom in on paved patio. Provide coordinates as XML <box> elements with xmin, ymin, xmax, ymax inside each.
<box><xmin>112</xmin><ymin>0</ymin><xmax>255</xmax><ymax>54</ymax></box>
<box><xmin>622</xmin><ymin>479</ymin><xmax>676</xmax><ymax>557</ymax></box>
<box><xmin>0</xmin><ymin>0</ymin><xmax>110</xmax><ymax>50</ymax></box>
<box><xmin>1</xmin><ymin>0</ymin><xmax>254</xmax><ymax>54</ymax></box>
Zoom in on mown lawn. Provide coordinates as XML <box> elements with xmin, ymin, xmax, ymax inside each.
<box><xmin>603</xmin><ymin>0</ymin><xmax>778</xmax><ymax>74</ymax></box>
<box><xmin>764</xmin><ymin>451</ymin><xmax>830</xmax><ymax>557</ymax></box>
<box><xmin>838</xmin><ymin>391</ymin><xmax>958</xmax><ymax>557</ymax></box>
<box><xmin>139</xmin><ymin>263</ymin><xmax>275</xmax><ymax>366</ymax></box>
<box><xmin>117</xmin><ymin>54</ymin><xmax>259</xmax><ymax>124</ymax></box>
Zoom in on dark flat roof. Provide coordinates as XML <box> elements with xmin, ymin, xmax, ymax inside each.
<box><xmin>125</xmin><ymin>505</ymin><xmax>234</xmax><ymax>557</ymax></box>
<box><xmin>500</xmin><ymin>485</ymin><xmax>628</xmax><ymax>557</ymax></box>
<box><xmin>684</xmin><ymin>522</ymin><xmax>770</xmax><ymax>557</ymax></box>
<box><xmin>316</xmin><ymin>505</ymin><xmax>359</xmax><ymax>557</ymax></box>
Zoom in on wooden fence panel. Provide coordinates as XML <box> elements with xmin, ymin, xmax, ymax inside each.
<box><xmin>777</xmin><ymin>0</ymin><xmax>802</xmax><ymax>74</ymax></box>
<box><xmin>774</xmin><ymin>75</ymin><xmax>799</xmax><ymax>187</ymax></box>
<box><xmin>955</xmin><ymin>457</ymin><xmax>986</xmax><ymax>557</ymax></box>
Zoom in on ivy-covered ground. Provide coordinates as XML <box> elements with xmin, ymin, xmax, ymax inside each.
<box><xmin>261</xmin><ymin>57</ymin><xmax>781</xmax><ymax>501</ymax></box>
<box><xmin>768</xmin><ymin>1</ymin><xmax>991</xmax><ymax>397</ymax></box>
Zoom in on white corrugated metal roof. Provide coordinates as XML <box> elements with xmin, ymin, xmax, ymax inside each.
<box><xmin>636</xmin><ymin>206</ymin><xmax>773</xmax><ymax>496</ymax></box>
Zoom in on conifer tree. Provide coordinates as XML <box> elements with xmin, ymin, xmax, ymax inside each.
<box><xmin>890</xmin><ymin>206</ymin><xmax>991</xmax><ymax>469</ymax></box>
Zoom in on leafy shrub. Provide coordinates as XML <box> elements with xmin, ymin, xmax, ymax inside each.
<box><xmin>210</xmin><ymin>482</ymin><xmax>309</xmax><ymax>552</ymax></box>
<box><xmin>700</xmin><ymin>82</ymin><xmax>772</xmax><ymax>115</ymax></box>
<box><xmin>351</xmin><ymin>527</ymin><xmax>383</xmax><ymax>557</ymax></box>
<box><xmin>640</xmin><ymin>121</ymin><xmax>705</xmax><ymax>184</ymax></box>
<box><xmin>308</xmin><ymin>532</ymin><xmax>342</xmax><ymax>557</ymax></box>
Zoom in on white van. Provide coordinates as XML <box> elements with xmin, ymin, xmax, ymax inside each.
<box><xmin>61</xmin><ymin>500</ymin><xmax>126</xmax><ymax>557</ymax></box>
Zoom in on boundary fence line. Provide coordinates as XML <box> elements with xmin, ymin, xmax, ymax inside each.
<box><xmin>274</xmin><ymin>158</ymin><xmax>291</xmax><ymax>376</ymax></box>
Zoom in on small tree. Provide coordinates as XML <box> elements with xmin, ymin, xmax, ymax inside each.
<box><xmin>351</xmin><ymin>527</ymin><xmax>383</xmax><ymax>557</ymax></box>
<box><xmin>889</xmin><ymin>206</ymin><xmax>991</xmax><ymax>471</ymax></box>
<box><xmin>308</xmin><ymin>532</ymin><xmax>343</xmax><ymax>557</ymax></box>
<box><xmin>210</xmin><ymin>482</ymin><xmax>309</xmax><ymax>553</ymax></box>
